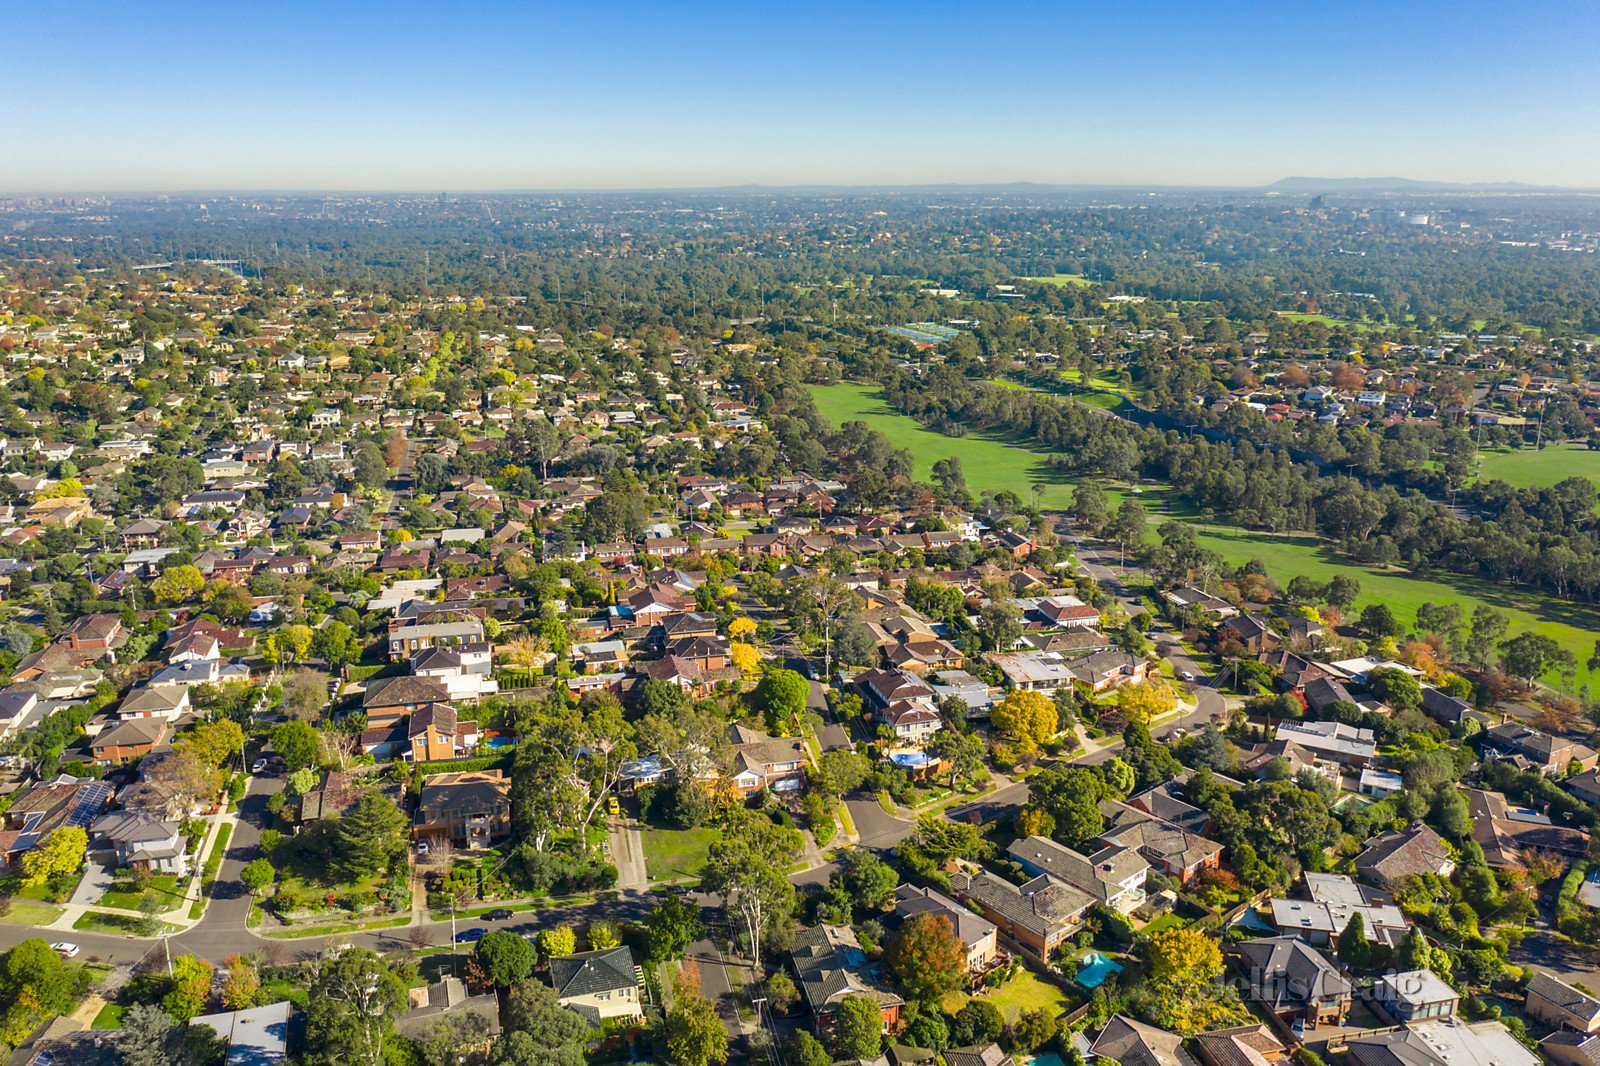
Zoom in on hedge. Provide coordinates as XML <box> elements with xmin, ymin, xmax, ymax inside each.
<box><xmin>416</xmin><ymin>753</ymin><xmax>514</xmax><ymax>776</ymax></box>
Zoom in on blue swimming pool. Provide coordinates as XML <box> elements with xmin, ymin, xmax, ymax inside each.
<box><xmin>1030</xmin><ymin>1054</ymin><xmax>1067</xmax><ymax>1066</ymax></box>
<box><xmin>483</xmin><ymin>735</ymin><xmax>515</xmax><ymax>751</ymax></box>
<box><xmin>1075</xmin><ymin>951</ymin><xmax>1122</xmax><ymax>990</ymax></box>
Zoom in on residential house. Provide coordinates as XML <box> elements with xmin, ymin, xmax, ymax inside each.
<box><xmin>1192</xmin><ymin>1025</ymin><xmax>1283</xmax><ymax>1066</ymax></box>
<box><xmin>389</xmin><ymin>618</ymin><xmax>486</xmax><ymax>661</ymax></box>
<box><xmin>990</xmin><ymin>650</ymin><xmax>1076</xmax><ymax>693</ymax></box>
<box><xmin>791</xmin><ymin>924</ymin><xmax>904</xmax><ymax>1034</ymax></box>
<box><xmin>1235</xmin><ymin>935</ymin><xmax>1352</xmax><ymax>1026</ymax></box>
<box><xmin>890</xmin><ymin>884</ymin><xmax>1000</xmax><ymax>975</ymax></box>
<box><xmin>407</xmin><ymin>704</ymin><xmax>479</xmax><ymax>763</ymax></box>
<box><xmin>1090</xmin><ymin>1016</ymin><xmax>1191</xmax><ymax>1066</ymax></box>
<box><xmin>1527</xmin><ymin>971</ymin><xmax>1600</xmax><ymax>1034</ymax></box>
<box><xmin>1273</xmin><ymin>720</ymin><xmax>1376</xmax><ymax>767</ymax></box>
<box><xmin>729</xmin><ymin>724</ymin><xmax>807</xmax><ymax>794</ymax></box>
<box><xmin>549</xmin><ymin>946</ymin><xmax>643</xmax><ymax>1024</ymax></box>
<box><xmin>89</xmin><ymin>717</ymin><xmax>169</xmax><ymax>763</ymax></box>
<box><xmin>1344</xmin><ymin>1019</ymin><xmax>1537</xmax><ymax>1066</ymax></box>
<box><xmin>1070</xmin><ymin>650</ymin><xmax>1152</xmax><ymax>694</ymax></box>
<box><xmin>192</xmin><ymin>1001</ymin><xmax>291</xmax><ymax>1066</ymax></box>
<box><xmin>1268</xmin><ymin>872</ymin><xmax>1409</xmax><ymax>948</ymax></box>
<box><xmin>1097</xmin><ymin>801</ymin><xmax>1223</xmax><ymax>885</ymax></box>
<box><xmin>91</xmin><ymin>810</ymin><xmax>187</xmax><ymax>874</ymax></box>
<box><xmin>57</xmin><ymin>613</ymin><xmax>122</xmax><ymax>650</ymax></box>
<box><xmin>1466</xmin><ymin>787</ymin><xmax>1589</xmax><ymax>868</ymax></box>
<box><xmin>1485</xmin><ymin>723</ymin><xmax>1599</xmax><ymax>776</ymax></box>
<box><xmin>1008</xmin><ymin>835</ymin><xmax>1150</xmax><ymax>914</ymax></box>
<box><xmin>1355</xmin><ymin>825</ymin><xmax>1456</xmax><ymax>889</ymax></box>
<box><xmin>949</xmin><ymin>869</ymin><xmax>1092</xmax><ymax>960</ymax></box>
<box><xmin>415</xmin><ymin>769</ymin><xmax>512</xmax><ymax>850</ymax></box>
<box><xmin>1374</xmin><ymin>970</ymin><xmax>1459</xmax><ymax>1024</ymax></box>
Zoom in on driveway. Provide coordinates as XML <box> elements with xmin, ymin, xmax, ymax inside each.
<box><xmin>70</xmin><ymin>858</ymin><xmax>117</xmax><ymax>907</ymax></box>
<box><xmin>608</xmin><ymin>812</ymin><xmax>649</xmax><ymax>893</ymax></box>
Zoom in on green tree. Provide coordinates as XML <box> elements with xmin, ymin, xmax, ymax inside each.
<box><xmin>1499</xmin><ymin>631</ymin><xmax>1574</xmax><ymax>686</ymax></box>
<box><xmin>183</xmin><ymin>719</ymin><xmax>244</xmax><ymax>769</ymax></box>
<box><xmin>648</xmin><ymin>895</ymin><xmax>705</xmax><ymax>962</ymax></box>
<box><xmin>495</xmin><ymin>981</ymin><xmax>587</xmax><ymax>1066</ymax></box>
<box><xmin>952</xmin><ymin>999</ymin><xmax>1004</xmax><ymax>1045</ymax></box>
<box><xmin>114</xmin><ymin>1003</ymin><xmax>225</xmax><ymax>1066</ymax></box>
<box><xmin>926</xmin><ymin>728</ymin><xmax>986</xmax><ymax>792</ymax></box>
<box><xmin>416</xmin><ymin>1011</ymin><xmax>492</xmax><ymax>1066</ymax></box>
<box><xmin>162</xmin><ymin>955</ymin><xmax>214</xmax><ymax>1021</ymax></box>
<box><xmin>271</xmin><ymin>717</ymin><xmax>321</xmax><ymax>771</ymax></box>
<box><xmin>353</xmin><ymin>441</ymin><xmax>387</xmax><ymax>489</ymax></box>
<box><xmin>153</xmin><ymin>564</ymin><xmax>205</xmax><ymax>604</ymax></box>
<box><xmin>700</xmin><ymin>811</ymin><xmax>803</xmax><ymax>970</ymax></box>
<box><xmin>334</xmin><ymin>792</ymin><xmax>408</xmax><ymax>880</ymax></box>
<box><xmin>586</xmin><ymin>920</ymin><xmax>621</xmax><ymax>951</ymax></box>
<box><xmin>751</xmin><ymin>667</ymin><xmax>809</xmax><ymax>731</ymax></box>
<box><xmin>304</xmin><ymin>948</ymin><xmax>408</xmax><ymax>1065</ymax></box>
<box><xmin>538</xmin><ymin>925</ymin><xmax>577</xmax><ymax>958</ymax></box>
<box><xmin>666</xmin><ymin>976</ymin><xmax>729</xmax><ymax>1066</ymax></box>
<box><xmin>21</xmin><ymin>826</ymin><xmax>87</xmax><ymax>886</ymax></box>
<box><xmin>831</xmin><ymin>995</ymin><xmax>885</xmax><ymax>1060</ymax></box>
<box><xmin>839</xmin><ymin>849</ymin><xmax>898</xmax><ymax>911</ymax></box>
<box><xmin>1337</xmin><ymin>912</ymin><xmax>1372</xmax><ymax>970</ymax></box>
<box><xmin>475</xmin><ymin>930</ymin><xmax>538</xmax><ymax>987</ymax></box>
<box><xmin>1465</xmin><ymin>605</ymin><xmax>1509</xmax><ymax>669</ymax></box>
<box><xmin>790</xmin><ymin>1032</ymin><xmax>833</xmax><ymax>1066</ymax></box>
<box><xmin>763</xmin><ymin>970</ymin><xmax>800</xmax><ymax>1014</ymax></box>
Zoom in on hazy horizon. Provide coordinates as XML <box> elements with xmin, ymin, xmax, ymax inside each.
<box><xmin>7</xmin><ymin>0</ymin><xmax>1599</xmax><ymax>193</ymax></box>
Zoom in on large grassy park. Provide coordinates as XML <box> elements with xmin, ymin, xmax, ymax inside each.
<box><xmin>810</xmin><ymin>382</ymin><xmax>1600</xmax><ymax>685</ymax></box>
<box><xmin>1476</xmin><ymin>443</ymin><xmax>1600</xmax><ymax>490</ymax></box>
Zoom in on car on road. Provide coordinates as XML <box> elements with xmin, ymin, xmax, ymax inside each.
<box><xmin>607</xmin><ymin>796</ymin><xmax>621</xmax><ymax>817</ymax></box>
<box><xmin>1177</xmin><ymin>670</ymin><xmax>1195</xmax><ymax>682</ymax></box>
<box><xmin>455</xmin><ymin>927</ymin><xmax>486</xmax><ymax>943</ymax></box>
<box><xmin>251</xmin><ymin>758</ymin><xmax>268</xmax><ymax>773</ymax></box>
<box><xmin>485</xmin><ymin>908</ymin><xmax>514</xmax><ymax>921</ymax></box>
<box><xmin>660</xmin><ymin>884</ymin><xmax>691</xmax><ymax>896</ymax></box>
<box><xmin>50</xmin><ymin>942</ymin><xmax>80</xmax><ymax>958</ymax></box>
<box><xmin>1169</xmin><ymin>728</ymin><xmax>1188</xmax><ymax>740</ymax></box>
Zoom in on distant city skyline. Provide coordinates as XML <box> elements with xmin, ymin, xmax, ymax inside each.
<box><xmin>6</xmin><ymin>0</ymin><xmax>1599</xmax><ymax>193</ymax></box>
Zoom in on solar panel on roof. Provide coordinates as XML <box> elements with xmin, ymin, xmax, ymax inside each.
<box><xmin>66</xmin><ymin>783</ymin><xmax>112</xmax><ymax>828</ymax></box>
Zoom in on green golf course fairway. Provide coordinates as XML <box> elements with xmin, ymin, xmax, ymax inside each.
<box><xmin>810</xmin><ymin>382</ymin><xmax>1600</xmax><ymax>685</ymax></box>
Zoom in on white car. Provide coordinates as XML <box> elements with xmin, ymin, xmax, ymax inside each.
<box><xmin>50</xmin><ymin>942</ymin><xmax>80</xmax><ymax>958</ymax></box>
<box><xmin>251</xmin><ymin>758</ymin><xmax>268</xmax><ymax>774</ymax></box>
<box><xmin>1177</xmin><ymin>670</ymin><xmax>1195</xmax><ymax>682</ymax></box>
<box><xmin>415</xmin><ymin>840</ymin><xmax>430</xmax><ymax>855</ymax></box>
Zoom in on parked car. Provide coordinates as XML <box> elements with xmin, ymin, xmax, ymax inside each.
<box><xmin>252</xmin><ymin>758</ymin><xmax>268</xmax><ymax>773</ymax></box>
<box><xmin>455</xmin><ymin>927</ymin><xmax>487</xmax><ymax>943</ymax></box>
<box><xmin>661</xmin><ymin>884</ymin><xmax>691</xmax><ymax>896</ymax></box>
<box><xmin>607</xmin><ymin>796</ymin><xmax>621</xmax><ymax>817</ymax></box>
<box><xmin>485</xmin><ymin>908</ymin><xmax>514</xmax><ymax>921</ymax></box>
<box><xmin>50</xmin><ymin>942</ymin><xmax>80</xmax><ymax>958</ymax></box>
<box><xmin>415</xmin><ymin>840</ymin><xmax>430</xmax><ymax>855</ymax></box>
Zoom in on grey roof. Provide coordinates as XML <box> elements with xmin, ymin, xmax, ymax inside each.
<box><xmin>192</xmin><ymin>1000</ymin><xmax>291</xmax><ymax>1066</ymax></box>
<box><xmin>892</xmin><ymin>883</ymin><xmax>997</xmax><ymax>950</ymax></box>
<box><xmin>1355</xmin><ymin>826</ymin><xmax>1454</xmax><ymax>886</ymax></box>
<box><xmin>949</xmin><ymin>869</ymin><xmax>1093</xmax><ymax>938</ymax></box>
<box><xmin>1236</xmin><ymin>936</ymin><xmax>1351</xmax><ymax>1012</ymax></box>
<box><xmin>790</xmin><ymin>924</ymin><xmax>903</xmax><ymax>1013</ymax></box>
<box><xmin>1376</xmin><ymin>970</ymin><xmax>1458</xmax><ymax>1009</ymax></box>
<box><xmin>1529</xmin><ymin>971</ymin><xmax>1600</xmax><ymax>1026</ymax></box>
<box><xmin>1344</xmin><ymin>1018</ymin><xmax>1538</xmax><ymax>1066</ymax></box>
<box><xmin>549</xmin><ymin>946</ymin><xmax>637</xmax><ymax>999</ymax></box>
<box><xmin>1008</xmin><ymin>836</ymin><xmax>1148</xmax><ymax>905</ymax></box>
<box><xmin>944</xmin><ymin>1045</ymin><xmax>1015</xmax><ymax>1066</ymax></box>
<box><xmin>1091</xmin><ymin>1016</ymin><xmax>1191</xmax><ymax>1066</ymax></box>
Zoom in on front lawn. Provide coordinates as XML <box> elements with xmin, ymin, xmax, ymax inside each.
<box><xmin>642</xmin><ymin>825</ymin><xmax>720</xmax><ymax>883</ymax></box>
<box><xmin>73</xmin><ymin>911</ymin><xmax>179</xmax><ymax>936</ymax></box>
<box><xmin>96</xmin><ymin>873</ymin><xmax>182</xmax><ymax>912</ymax></box>
<box><xmin>0</xmin><ymin>899</ymin><xmax>65</xmax><ymax>925</ymax></box>
<box><xmin>92</xmin><ymin>1003</ymin><xmax>126</xmax><ymax>1029</ymax></box>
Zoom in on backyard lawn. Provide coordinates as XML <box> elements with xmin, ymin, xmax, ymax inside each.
<box><xmin>641</xmin><ymin>825</ymin><xmax>720</xmax><ymax>883</ymax></box>
<box><xmin>946</xmin><ymin>969</ymin><xmax>1078</xmax><ymax>1023</ymax></box>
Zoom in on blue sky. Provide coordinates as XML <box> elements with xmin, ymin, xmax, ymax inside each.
<box><xmin>4</xmin><ymin>0</ymin><xmax>1599</xmax><ymax>191</ymax></box>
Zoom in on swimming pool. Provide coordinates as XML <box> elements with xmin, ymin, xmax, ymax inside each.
<box><xmin>1030</xmin><ymin>1054</ymin><xmax>1067</xmax><ymax>1066</ymax></box>
<box><xmin>483</xmin><ymin>735</ymin><xmax>515</xmax><ymax>751</ymax></box>
<box><xmin>1075</xmin><ymin>951</ymin><xmax>1122</xmax><ymax>990</ymax></box>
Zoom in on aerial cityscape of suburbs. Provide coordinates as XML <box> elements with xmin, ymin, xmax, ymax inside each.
<box><xmin>5</xmin><ymin>4</ymin><xmax>1600</xmax><ymax>1066</ymax></box>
